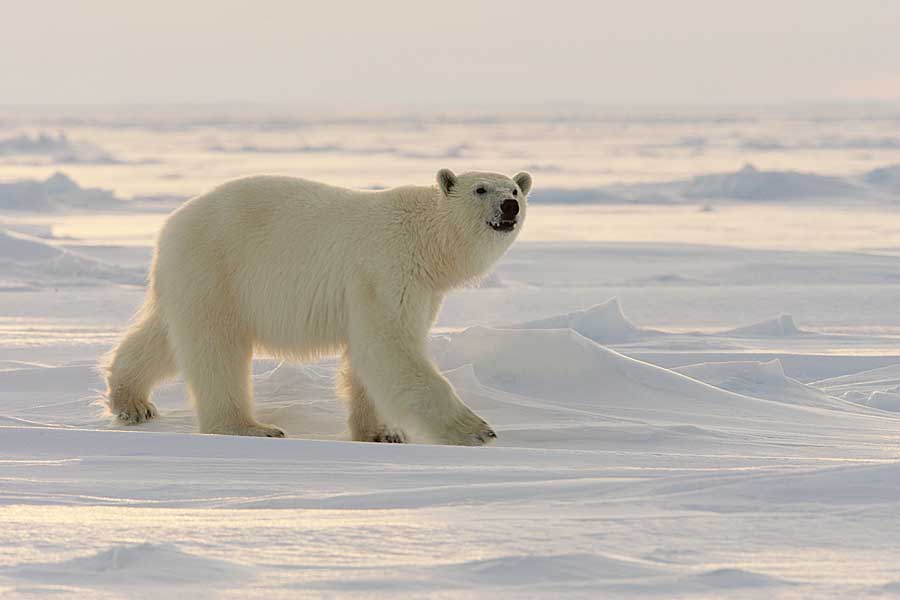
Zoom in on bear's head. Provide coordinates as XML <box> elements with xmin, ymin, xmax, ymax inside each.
<box><xmin>427</xmin><ymin>169</ymin><xmax>532</xmax><ymax>287</ymax></box>
<box><xmin>436</xmin><ymin>169</ymin><xmax>532</xmax><ymax>241</ymax></box>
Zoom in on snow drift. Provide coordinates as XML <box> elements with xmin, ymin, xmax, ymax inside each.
<box><xmin>5</xmin><ymin>542</ymin><xmax>250</xmax><ymax>587</ymax></box>
<box><xmin>683</xmin><ymin>164</ymin><xmax>861</xmax><ymax>200</ymax></box>
<box><xmin>813</xmin><ymin>363</ymin><xmax>900</xmax><ymax>413</ymax></box>
<box><xmin>504</xmin><ymin>300</ymin><xmax>808</xmax><ymax>342</ymax></box>
<box><xmin>813</xmin><ymin>363</ymin><xmax>900</xmax><ymax>393</ymax></box>
<box><xmin>0</xmin><ymin>228</ymin><xmax>145</xmax><ymax>286</ymax></box>
<box><xmin>532</xmin><ymin>163</ymin><xmax>900</xmax><ymax>205</ymax></box>
<box><xmin>0</xmin><ymin>132</ymin><xmax>120</xmax><ymax>164</ymax></box>
<box><xmin>673</xmin><ymin>359</ymin><xmax>862</xmax><ymax>411</ymax></box>
<box><xmin>722</xmin><ymin>314</ymin><xmax>804</xmax><ymax>337</ymax></box>
<box><xmin>863</xmin><ymin>164</ymin><xmax>900</xmax><ymax>193</ymax></box>
<box><xmin>431</xmin><ymin>326</ymin><xmax>833</xmax><ymax>426</ymax></box>
<box><xmin>505</xmin><ymin>297</ymin><xmax>647</xmax><ymax>343</ymax></box>
<box><xmin>0</xmin><ymin>172</ymin><xmax>123</xmax><ymax>212</ymax></box>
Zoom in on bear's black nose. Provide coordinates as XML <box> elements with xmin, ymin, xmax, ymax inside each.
<box><xmin>501</xmin><ymin>199</ymin><xmax>519</xmax><ymax>216</ymax></box>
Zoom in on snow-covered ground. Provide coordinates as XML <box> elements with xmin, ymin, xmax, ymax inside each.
<box><xmin>1</xmin><ymin>107</ymin><xmax>900</xmax><ymax>598</ymax></box>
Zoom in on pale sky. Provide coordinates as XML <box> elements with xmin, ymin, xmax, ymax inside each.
<box><xmin>2</xmin><ymin>0</ymin><xmax>899</xmax><ymax>108</ymax></box>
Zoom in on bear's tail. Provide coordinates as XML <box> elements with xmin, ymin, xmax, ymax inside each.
<box><xmin>102</xmin><ymin>301</ymin><xmax>177</xmax><ymax>423</ymax></box>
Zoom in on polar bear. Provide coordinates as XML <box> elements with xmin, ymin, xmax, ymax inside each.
<box><xmin>104</xmin><ymin>169</ymin><xmax>531</xmax><ymax>445</ymax></box>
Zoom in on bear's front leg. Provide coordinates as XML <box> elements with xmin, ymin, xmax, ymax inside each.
<box><xmin>338</xmin><ymin>356</ymin><xmax>409</xmax><ymax>443</ymax></box>
<box><xmin>347</xmin><ymin>308</ymin><xmax>496</xmax><ymax>446</ymax></box>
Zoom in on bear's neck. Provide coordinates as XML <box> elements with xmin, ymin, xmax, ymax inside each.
<box><xmin>406</xmin><ymin>187</ymin><xmax>501</xmax><ymax>292</ymax></box>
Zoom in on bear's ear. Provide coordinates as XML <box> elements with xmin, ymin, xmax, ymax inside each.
<box><xmin>437</xmin><ymin>168</ymin><xmax>457</xmax><ymax>196</ymax></box>
<box><xmin>513</xmin><ymin>171</ymin><xmax>533</xmax><ymax>196</ymax></box>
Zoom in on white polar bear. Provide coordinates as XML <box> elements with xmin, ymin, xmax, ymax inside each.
<box><xmin>104</xmin><ymin>169</ymin><xmax>531</xmax><ymax>445</ymax></box>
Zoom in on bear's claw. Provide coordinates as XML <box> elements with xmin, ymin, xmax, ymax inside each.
<box><xmin>473</xmin><ymin>427</ymin><xmax>497</xmax><ymax>445</ymax></box>
<box><xmin>115</xmin><ymin>399</ymin><xmax>159</xmax><ymax>425</ymax></box>
<box><xmin>439</xmin><ymin>408</ymin><xmax>498</xmax><ymax>446</ymax></box>
<box><xmin>372</xmin><ymin>428</ymin><xmax>408</xmax><ymax>443</ymax></box>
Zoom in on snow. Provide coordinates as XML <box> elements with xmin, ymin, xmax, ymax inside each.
<box><xmin>505</xmin><ymin>297</ymin><xmax>647</xmax><ymax>343</ymax></box>
<box><xmin>6</xmin><ymin>543</ymin><xmax>250</xmax><ymax>587</ymax></box>
<box><xmin>860</xmin><ymin>390</ymin><xmax>900</xmax><ymax>412</ymax></box>
<box><xmin>533</xmin><ymin>162</ymin><xmax>900</xmax><ymax>205</ymax></box>
<box><xmin>0</xmin><ymin>228</ymin><xmax>145</xmax><ymax>287</ymax></box>
<box><xmin>0</xmin><ymin>172</ymin><xmax>123</xmax><ymax>212</ymax></box>
<box><xmin>683</xmin><ymin>163</ymin><xmax>862</xmax><ymax>200</ymax></box>
<box><xmin>2</xmin><ymin>107</ymin><xmax>900</xmax><ymax>598</ymax></box>
<box><xmin>864</xmin><ymin>164</ymin><xmax>900</xmax><ymax>192</ymax></box>
<box><xmin>0</xmin><ymin>132</ymin><xmax>121</xmax><ymax>165</ymax></box>
<box><xmin>722</xmin><ymin>314</ymin><xmax>804</xmax><ymax>337</ymax></box>
<box><xmin>672</xmin><ymin>359</ymin><xmax>868</xmax><ymax>411</ymax></box>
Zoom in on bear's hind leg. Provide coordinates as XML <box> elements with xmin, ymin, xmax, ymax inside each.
<box><xmin>105</xmin><ymin>303</ymin><xmax>176</xmax><ymax>424</ymax></box>
<box><xmin>171</xmin><ymin>323</ymin><xmax>284</xmax><ymax>438</ymax></box>
<box><xmin>338</xmin><ymin>356</ymin><xmax>407</xmax><ymax>443</ymax></box>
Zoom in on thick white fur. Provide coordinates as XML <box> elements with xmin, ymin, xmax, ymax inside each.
<box><xmin>104</xmin><ymin>169</ymin><xmax>531</xmax><ymax>445</ymax></box>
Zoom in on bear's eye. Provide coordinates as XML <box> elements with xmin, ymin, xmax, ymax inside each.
<box><xmin>476</xmin><ymin>187</ymin><xmax>486</xmax><ymax>195</ymax></box>
<box><xmin>512</xmin><ymin>189</ymin><xmax>518</xmax><ymax>196</ymax></box>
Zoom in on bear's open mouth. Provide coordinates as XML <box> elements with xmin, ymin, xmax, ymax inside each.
<box><xmin>487</xmin><ymin>219</ymin><xmax>516</xmax><ymax>232</ymax></box>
